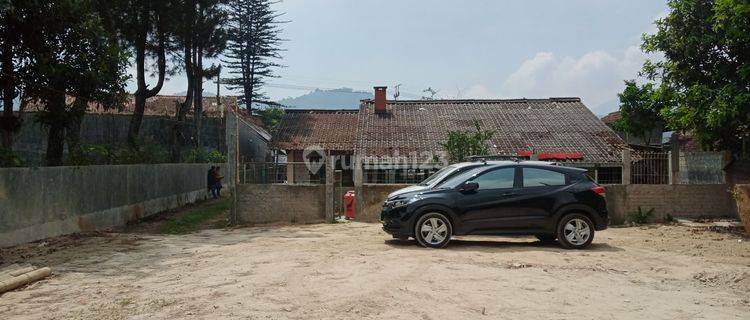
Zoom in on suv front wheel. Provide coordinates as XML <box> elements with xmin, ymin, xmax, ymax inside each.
<box><xmin>557</xmin><ymin>213</ymin><xmax>594</xmax><ymax>249</ymax></box>
<box><xmin>414</xmin><ymin>212</ymin><xmax>452</xmax><ymax>248</ymax></box>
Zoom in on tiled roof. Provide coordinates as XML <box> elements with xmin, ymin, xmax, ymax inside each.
<box><xmin>356</xmin><ymin>98</ymin><xmax>625</xmax><ymax>164</ymax></box>
<box><xmin>271</xmin><ymin>110</ymin><xmax>359</xmax><ymax>151</ymax></box>
<box><xmin>271</xmin><ymin>98</ymin><xmax>627</xmax><ymax>164</ymax></box>
<box><xmin>601</xmin><ymin>111</ymin><xmax>621</xmax><ymax>124</ymax></box>
<box><xmin>27</xmin><ymin>95</ymin><xmax>239</xmax><ymax>118</ymax></box>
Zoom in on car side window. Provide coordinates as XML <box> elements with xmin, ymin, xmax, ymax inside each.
<box><xmin>468</xmin><ymin>168</ymin><xmax>515</xmax><ymax>190</ymax></box>
<box><xmin>523</xmin><ymin>168</ymin><xmax>566</xmax><ymax>187</ymax></box>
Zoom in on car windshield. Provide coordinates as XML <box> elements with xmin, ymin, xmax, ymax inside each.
<box><xmin>417</xmin><ymin>165</ymin><xmax>456</xmax><ymax>186</ymax></box>
<box><xmin>433</xmin><ymin>167</ymin><xmax>487</xmax><ymax>189</ymax></box>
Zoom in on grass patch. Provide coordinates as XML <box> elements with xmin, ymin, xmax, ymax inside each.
<box><xmin>162</xmin><ymin>198</ymin><xmax>230</xmax><ymax>234</ymax></box>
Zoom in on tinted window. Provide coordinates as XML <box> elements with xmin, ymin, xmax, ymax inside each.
<box><xmin>434</xmin><ymin>167</ymin><xmax>485</xmax><ymax>189</ymax></box>
<box><xmin>523</xmin><ymin>168</ymin><xmax>566</xmax><ymax>187</ymax></box>
<box><xmin>469</xmin><ymin>168</ymin><xmax>515</xmax><ymax>190</ymax></box>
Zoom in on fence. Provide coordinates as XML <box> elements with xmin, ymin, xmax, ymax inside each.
<box><xmin>630</xmin><ymin>151</ymin><xmax>670</xmax><ymax>184</ymax></box>
<box><xmin>363</xmin><ymin>163</ymin><xmax>444</xmax><ymax>184</ymax></box>
<box><xmin>239</xmin><ymin>162</ymin><xmax>326</xmax><ymax>184</ymax></box>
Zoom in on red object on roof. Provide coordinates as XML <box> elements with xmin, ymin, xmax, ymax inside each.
<box><xmin>517</xmin><ymin>150</ymin><xmax>533</xmax><ymax>157</ymax></box>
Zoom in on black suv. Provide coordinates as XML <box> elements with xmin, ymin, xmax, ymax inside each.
<box><xmin>380</xmin><ymin>162</ymin><xmax>608</xmax><ymax>249</ymax></box>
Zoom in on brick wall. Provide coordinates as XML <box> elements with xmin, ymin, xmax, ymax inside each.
<box><xmin>605</xmin><ymin>184</ymin><xmax>737</xmax><ymax>224</ymax></box>
<box><xmin>235</xmin><ymin>184</ymin><xmax>326</xmax><ymax>224</ymax></box>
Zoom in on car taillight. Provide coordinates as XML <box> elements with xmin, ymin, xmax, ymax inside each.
<box><xmin>591</xmin><ymin>186</ymin><xmax>606</xmax><ymax>197</ymax></box>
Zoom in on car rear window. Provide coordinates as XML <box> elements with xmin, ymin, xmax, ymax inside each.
<box><xmin>522</xmin><ymin>168</ymin><xmax>566</xmax><ymax>187</ymax></box>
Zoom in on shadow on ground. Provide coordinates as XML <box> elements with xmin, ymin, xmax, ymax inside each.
<box><xmin>383</xmin><ymin>238</ymin><xmax>624</xmax><ymax>252</ymax></box>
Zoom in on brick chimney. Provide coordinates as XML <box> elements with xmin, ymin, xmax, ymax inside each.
<box><xmin>374</xmin><ymin>86</ymin><xmax>387</xmax><ymax>113</ymax></box>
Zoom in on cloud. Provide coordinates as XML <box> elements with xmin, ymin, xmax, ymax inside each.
<box><xmin>497</xmin><ymin>46</ymin><xmax>650</xmax><ymax>115</ymax></box>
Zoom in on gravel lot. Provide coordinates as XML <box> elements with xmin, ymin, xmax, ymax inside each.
<box><xmin>1</xmin><ymin>222</ymin><xmax>749</xmax><ymax>319</ymax></box>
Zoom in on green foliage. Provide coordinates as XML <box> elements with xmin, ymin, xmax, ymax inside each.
<box><xmin>66</xmin><ymin>143</ymin><xmax>170</xmax><ymax>166</ymax></box>
<box><xmin>440</xmin><ymin>121</ymin><xmax>495</xmax><ymax>163</ymax></box>
<box><xmin>255</xmin><ymin>105</ymin><xmax>285</xmax><ymax>130</ymax></box>
<box><xmin>185</xmin><ymin>148</ymin><xmax>227</xmax><ymax>163</ymax></box>
<box><xmin>224</xmin><ymin>0</ymin><xmax>287</xmax><ymax>110</ymax></box>
<box><xmin>614</xmin><ymin>80</ymin><xmax>672</xmax><ymax>145</ymax></box>
<box><xmin>163</xmin><ymin>198</ymin><xmax>229</xmax><ymax>234</ymax></box>
<box><xmin>0</xmin><ymin>147</ymin><xmax>22</xmax><ymax>167</ymax></box>
<box><xmin>639</xmin><ymin>0</ymin><xmax>750</xmax><ymax>152</ymax></box>
<box><xmin>628</xmin><ymin>206</ymin><xmax>655</xmax><ymax>225</ymax></box>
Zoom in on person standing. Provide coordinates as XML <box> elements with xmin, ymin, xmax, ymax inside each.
<box><xmin>214</xmin><ymin>166</ymin><xmax>224</xmax><ymax>198</ymax></box>
<box><xmin>207</xmin><ymin>166</ymin><xmax>217</xmax><ymax>198</ymax></box>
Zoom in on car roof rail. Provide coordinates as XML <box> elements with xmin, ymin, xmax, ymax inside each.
<box><xmin>467</xmin><ymin>154</ymin><xmax>524</xmax><ymax>162</ymax></box>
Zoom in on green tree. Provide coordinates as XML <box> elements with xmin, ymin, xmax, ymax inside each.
<box><xmin>171</xmin><ymin>0</ymin><xmax>227</xmax><ymax>162</ymax></box>
<box><xmin>440</xmin><ymin>121</ymin><xmax>495</xmax><ymax>163</ymax></box>
<box><xmin>639</xmin><ymin>0</ymin><xmax>750</xmax><ymax>151</ymax></box>
<box><xmin>116</xmin><ymin>0</ymin><xmax>176</xmax><ymax>147</ymax></box>
<box><xmin>18</xmin><ymin>0</ymin><xmax>128</xmax><ymax>166</ymax></box>
<box><xmin>224</xmin><ymin>0</ymin><xmax>286</xmax><ymax>112</ymax></box>
<box><xmin>255</xmin><ymin>104</ymin><xmax>285</xmax><ymax>130</ymax></box>
<box><xmin>614</xmin><ymin>80</ymin><xmax>673</xmax><ymax>146</ymax></box>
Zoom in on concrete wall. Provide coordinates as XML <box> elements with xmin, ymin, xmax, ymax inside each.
<box><xmin>235</xmin><ymin>184</ymin><xmax>326</xmax><ymax>224</ymax></box>
<box><xmin>605</xmin><ymin>184</ymin><xmax>737</xmax><ymax>224</ymax></box>
<box><xmin>14</xmin><ymin>113</ymin><xmax>226</xmax><ymax>165</ymax></box>
<box><xmin>0</xmin><ymin>163</ymin><xmax>222</xmax><ymax>247</ymax></box>
<box><xmin>360</xmin><ymin>184</ymin><xmax>411</xmax><ymax>222</ymax></box>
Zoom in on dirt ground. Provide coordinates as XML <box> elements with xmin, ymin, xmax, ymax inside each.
<box><xmin>1</xmin><ymin>219</ymin><xmax>749</xmax><ymax>319</ymax></box>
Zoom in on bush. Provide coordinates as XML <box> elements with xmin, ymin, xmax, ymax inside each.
<box><xmin>118</xmin><ymin>143</ymin><xmax>169</xmax><ymax>164</ymax></box>
<box><xmin>67</xmin><ymin>144</ymin><xmax>116</xmax><ymax>166</ymax></box>
<box><xmin>67</xmin><ymin>142</ymin><xmax>170</xmax><ymax>166</ymax></box>
<box><xmin>628</xmin><ymin>206</ymin><xmax>655</xmax><ymax>225</ymax></box>
<box><xmin>185</xmin><ymin>148</ymin><xmax>227</xmax><ymax>163</ymax></box>
<box><xmin>0</xmin><ymin>148</ymin><xmax>23</xmax><ymax>167</ymax></box>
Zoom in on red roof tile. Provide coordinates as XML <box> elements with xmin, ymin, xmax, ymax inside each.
<box><xmin>271</xmin><ymin>110</ymin><xmax>358</xmax><ymax>151</ymax></box>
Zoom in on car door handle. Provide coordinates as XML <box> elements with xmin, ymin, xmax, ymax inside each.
<box><xmin>501</xmin><ymin>192</ymin><xmax>517</xmax><ymax>197</ymax></box>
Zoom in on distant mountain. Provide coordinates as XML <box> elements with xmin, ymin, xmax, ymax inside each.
<box><xmin>277</xmin><ymin>88</ymin><xmax>371</xmax><ymax>109</ymax></box>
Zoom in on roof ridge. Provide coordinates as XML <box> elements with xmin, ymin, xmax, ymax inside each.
<box><xmin>360</xmin><ymin>97</ymin><xmax>581</xmax><ymax>104</ymax></box>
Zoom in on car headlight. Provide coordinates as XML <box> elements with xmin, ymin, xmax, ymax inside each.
<box><xmin>387</xmin><ymin>196</ymin><xmax>420</xmax><ymax>209</ymax></box>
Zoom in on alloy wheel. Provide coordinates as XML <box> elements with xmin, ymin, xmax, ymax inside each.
<box><xmin>419</xmin><ymin>217</ymin><xmax>448</xmax><ymax>245</ymax></box>
<box><xmin>563</xmin><ymin>218</ymin><xmax>591</xmax><ymax>246</ymax></box>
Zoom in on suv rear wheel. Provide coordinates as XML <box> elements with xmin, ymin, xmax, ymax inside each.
<box><xmin>557</xmin><ymin>213</ymin><xmax>594</xmax><ymax>249</ymax></box>
<box><xmin>414</xmin><ymin>212</ymin><xmax>452</xmax><ymax>248</ymax></box>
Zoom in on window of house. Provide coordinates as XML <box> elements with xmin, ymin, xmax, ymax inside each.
<box><xmin>469</xmin><ymin>168</ymin><xmax>515</xmax><ymax>190</ymax></box>
<box><xmin>523</xmin><ymin>168</ymin><xmax>566</xmax><ymax>187</ymax></box>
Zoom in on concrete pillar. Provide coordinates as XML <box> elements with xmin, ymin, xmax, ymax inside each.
<box><xmin>621</xmin><ymin>149</ymin><xmax>631</xmax><ymax>185</ymax></box>
<box><xmin>286</xmin><ymin>150</ymin><xmax>295</xmax><ymax>184</ymax></box>
<box><xmin>354</xmin><ymin>156</ymin><xmax>364</xmax><ymax>219</ymax></box>
<box><xmin>325</xmin><ymin>154</ymin><xmax>335</xmax><ymax>223</ymax></box>
<box><xmin>670</xmin><ymin>136</ymin><xmax>680</xmax><ymax>184</ymax></box>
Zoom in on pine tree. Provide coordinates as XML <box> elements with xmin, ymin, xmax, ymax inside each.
<box><xmin>224</xmin><ymin>0</ymin><xmax>286</xmax><ymax>112</ymax></box>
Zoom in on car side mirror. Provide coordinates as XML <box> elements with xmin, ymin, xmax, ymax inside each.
<box><xmin>460</xmin><ymin>181</ymin><xmax>479</xmax><ymax>192</ymax></box>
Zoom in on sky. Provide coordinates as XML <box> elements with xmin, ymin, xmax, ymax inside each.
<box><xmin>129</xmin><ymin>0</ymin><xmax>669</xmax><ymax>116</ymax></box>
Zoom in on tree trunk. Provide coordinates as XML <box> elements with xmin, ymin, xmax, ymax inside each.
<box><xmin>65</xmin><ymin>99</ymin><xmax>87</xmax><ymax>157</ymax></box>
<box><xmin>172</xmin><ymin>37</ymin><xmax>194</xmax><ymax>162</ymax></box>
<box><xmin>127</xmin><ymin>7</ymin><xmax>166</xmax><ymax>147</ymax></box>
<box><xmin>45</xmin><ymin>92</ymin><xmax>67</xmax><ymax>166</ymax></box>
<box><xmin>193</xmin><ymin>46</ymin><xmax>203</xmax><ymax>148</ymax></box>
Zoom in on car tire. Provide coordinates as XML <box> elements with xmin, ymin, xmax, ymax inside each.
<box><xmin>414</xmin><ymin>212</ymin><xmax>452</xmax><ymax>248</ymax></box>
<box><xmin>557</xmin><ymin>213</ymin><xmax>595</xmax><ymax>249</ymax></box>
<box><xmin>535</xmin><ymin>234</ymin><xmax>556</xmax><ymax>243</ymax></box>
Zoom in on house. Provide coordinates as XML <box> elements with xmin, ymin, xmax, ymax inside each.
<box><xmin>601</xmin><ymin>111</ymin><xmax>663</xmax><ymax>149</ymax></box>
<box><xmin>272</xmin><ymin>87</ymin><xmax>628</xmax><ymax>184</ymax></box>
